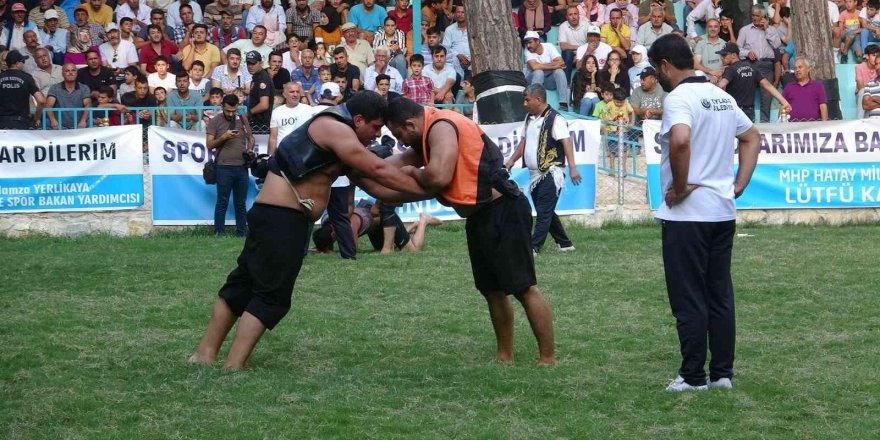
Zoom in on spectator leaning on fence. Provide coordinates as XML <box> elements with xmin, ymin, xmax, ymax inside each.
<box><xmin>524</xmin><ymin>30</ymin><xmax>570</xmax><ymax>111</ymax></box>
<box><xmin>0</xmin><ymin>50</ymin><xmax>44</xmax><ymax>129</ymax></box>
<box><xmin>120</xmin><ymin>75</ymin><xmax>157</xmax><ymax>125</ymax></box>
<box><xmin>782</xmin><ymin>58</ymin><xmax>828</xmax><ymax>122</ymax></box>
<box><xmin>167</xmin><ymin>70</ymin><xmax>203</xmax><ymax>129</ymax></box>
<box><xmin>505</xmin><ymin>83</ymin><xmax>580</xmax><ymax>255</ymax></box>
<box><xmin>46</xmin><ymin>62</ymin><xmax>89</xmax><ymax>129</ymax></box>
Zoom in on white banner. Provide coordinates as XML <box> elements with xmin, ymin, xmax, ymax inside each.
<box><xmin>643</xmin><ymin>118</ymin><xmax>880</xmax><ymax>209</ymax></box>
<box><xmin>0</xmin><ymin>126</ymin><xmax>144</xmax><ymax>212</ymax></box>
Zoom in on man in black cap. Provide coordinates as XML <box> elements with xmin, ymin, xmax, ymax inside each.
<box><xmin>716</xmin><ymin>42</ymin><xmax>790</xmax><ymax>122</ymax></box>
<box><xmin>245</xmin><ymin>50</ymin><xmax>274</xmax><ymax>134</ymax></box>
<box><xmin>0</xmin><ymin>51</ymin><xmax>44</xmax><ymax>129</ymax></box>
<box><xmin>631</xmin><ymin>66</ymin><xmax>667</xmax><ymax>122</ymax></box>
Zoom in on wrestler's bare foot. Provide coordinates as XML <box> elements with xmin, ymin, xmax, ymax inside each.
<box><xmin>420</xmin><ymin>212</ymin><xmax>443</xmax><ymax>226</ymax></box>
<box><xmin>380</xmin><ymin>248</ymin><xmax>394</xmax><ymax>254</ymax></box>
<box><xmin>537</xmin><ymin>356</ymin><xmax>556</xmax><ymax>366</ymax></box>
<box><xmin>187</xmin><ymin>352</ymin><xmax>216</xmax><ymax>365</ymax></box>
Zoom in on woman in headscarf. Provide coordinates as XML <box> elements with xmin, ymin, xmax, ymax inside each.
<box><xmin>65</xmin><ymin>27</ymin><xmax>100</xmax><ymax>68</ymax></box>
<box><xmin>314</xmin><ymin>0</ymin><xmax>343</xmax><ymax>46</ymax></box>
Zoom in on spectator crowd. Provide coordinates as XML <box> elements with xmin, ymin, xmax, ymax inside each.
<box><xmin>0</xmin><ymin>0</ymin><xmax>872</xmax><ymax>134</ymax></box>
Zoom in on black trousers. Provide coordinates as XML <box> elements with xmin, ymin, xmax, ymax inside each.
<box><xmin>530</xmin><ymin>173</ymin><xmax>572</xmax><ymax>252</ymax></box>
<box><xmin>661</xmin><ymin>220</ymin><xmax>736</xmax><ymax>386</ymax></box>
<box><xmin>751</xmin><ymin>59</ymin><xmax>775</xmax><ymax>123</ymax></box>
<box><xmin>328</xmin><ymin>185</ymin><xmax>356</xmax><ymax>259</ymax></box>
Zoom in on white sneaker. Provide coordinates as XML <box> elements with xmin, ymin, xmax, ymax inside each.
<box><xmin>665</xmin><ymin>376</ymin><xmax>708</xmax><ymax>392</ymax></box>
<box><xmin>558</xmin><ymin>245</ymin><xmax>576</xmax><ymax>252</ymax></box>
<box><xmin>708</xmin><ymin>378</ymin><xmax>733</xmax><ymax>390</ymax></box>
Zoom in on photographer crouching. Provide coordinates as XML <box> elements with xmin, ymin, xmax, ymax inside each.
<box><xmin>206</xmin><ymin>94</ymin><xmax>255</xmax><ymax>236</ymax></box>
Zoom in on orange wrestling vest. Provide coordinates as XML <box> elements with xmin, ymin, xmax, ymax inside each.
<box><xmin>420</xmin><ymin>107</ymin><xmax>504</xmax><ymax>206</ymax></box>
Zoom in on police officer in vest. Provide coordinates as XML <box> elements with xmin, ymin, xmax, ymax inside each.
<box><xmin>0</xmin><ymin>51</ymin><xmax>45</xmax><ymax>129</ymax></box>
<box><xmin>505</xmin><ymin>84</ymin><xmax>582</xmax><ymax>255</ymax></box>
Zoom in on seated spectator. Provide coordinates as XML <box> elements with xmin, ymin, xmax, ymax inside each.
<box><xmin>282</xmin><ymin>34</ymin><xmax>302</xmax><ymax>72</ymax></box>
<box><xmin>718</xmin><ymin>11</ymin><xmax>737</xmax><ymax>43</ymax></box>
<box><xmin>627</xmin><ymin>44</ymin><xmax>650</xmax><ymax>90</ymax></box>
<box><xmin>85</xmin><ymin>0</ymin><xmax>113</xmax><ymax>27</ymax></box>
<box><xmin>115</xmin><ymin>0</ymin><xmax>150</xmax><ymax>34</ymax></box>
<box><xmin>267</xmin><ymin>51</ymin><xmax>292</xmax><ymax>103</ymax></box>
<box><xmin>861</xmin><ymin>0</ymin><xmax>880</xmax><ymax>51</ymax></box>
<box><xmin>857</xmin><ymin>43</ymin><xmax>880</xmax><ymax>92</ymax></box>
<box><xmin>18</xmin><ymin>29</ymin><xmax>41</xmax><ymax>72</ymax></box>
<box><xmin>332</xmin><ymin>71</ymin><xmax>353</xmax><ymax>103</ymax></box>
<box><xmin>65</xmin><ymin>28</ymin><xmax>101</xmax><ymax>68</ymax></box>
<box><xmin>211</xmin><ymin>48</ymin><xmax>252</xmax><ymax>95</ymax></box>
<box><xmin>118</xmin><ymin>17</ymin><xmax>137</xmax><ymax>44</ymax></box>
<box><xmin>364</xmin><ymin>46</ymin><xmax>403</xmax><ymax>93</ymax></box>
<box><xmin>148</xmin><ymin>56</ymin><xmax>176</xmax><ymax>93</ymax></box>
<box><xmin>571</xmin><ymin>54</ymin><xmax>601</xmax><ymax>116</ymax></box>
<box><xmin>117</xmin><ymin>65</ymin><xmax>139</xmax><ymax>100</ymax></box>
<box><xmin>576</xmin><ymin>25</ymin><xmax>612</xmax><ymax>70</ymax></box>
<box><xmin>286</xmin><ymin>0</ymin><xmax>321</xmax><ymax>44</ymax></box>
<box><xmin>637</xmin><ymin>7</ymin><xmax>673</xmax><ymax>49</ymax></box>
<box><xmin>716</xmin><ymin>42</ymin><xmax>790</xmax><ymax>122</ymax></box>
<box><xmin>630</xmin><ymin>66</ymin><xmax>666</xmax><ymax>122</ymax></box>
<box><xmin>4</xmin><ymin>3</ymin><xmax>39</xmax><ymax>53</ymax></box>
<box><xmin>170</xmin><ymin>4</ymin><xmax>197</xmax><ymax>46</ymax></box>
<box><xmin>577</xmin><ymin>0</ymin><xmax>605</xmax><ymax>27</ymax></box>
<box><xmin>245</xmin><ymin>0</ymin><xmax>285</xmax><ymax>35</ymax></box>
<box><xmin>139</xmin><ymin>24</ymin><xmax>178</xmax><ymax>74</ymax></box>
<box><xmin>402</xmin><ymin>53</ymin><xmax>433</xmax><ymax>106</ymax></box>
<box><xmin>308</xmin><ymin>65</ymin><xmax>331</xmax><ymax>104</ymax></box>
<box><xmin>686</xmin><ymin>0</ymin><xmax>723</xmax><ymax>40</ymax></box>
<box><xmin>374</xmin><ymin>73</ymin><xmax>400</xmax><ymax>100</ymax></box>
<box><xmin>592</xmin><ymin>82</ymin><xmax>614</xmax><ymax>118</ymax></box>
<box><xmin>202</xmin><ymin>86</ymin><xmax>223</xmax><ymax>124</ymax></box>
<box><xmin>349</xmin><ymin>0</ymin><xmax>387</xmax><ymax>44</ymax></box>
<box><xmin>180</xmin><ymin>24</ymin><xmax>221</xmax><ymax>73</ymax></box>
<box><xmin>315</xmin><ymin>0</ymin><xmax>344</xmax><ymax>46</ymax></box>
<box><xmin>339</xmin><ymin>22</ymin><xmax>374</xmax><ymax>78</ymax></box>
<box><xmin>31</xmin><ymin>47</ymin><xmax>62</xmax><ymax>95</ymax></box>
<box><xmin>558</xmin><ymin>5</ymin><xmax>589</xmax><ymax>80</ymax></box>
<box><xmin>638</xmin><ymin>0</ymin><xmax>676</xmax><ymax>28</ymax></box>
<box><xmin>423</xmin><ymin>45</ymin><xmax>456</xmax><ymax>104</ymax></box>
<box><xmin>330</xmin><ymin>46</ymin><xmax>361</xmax><ymax>92</ymax></box>
<box><xmin>76</xmin><ymin>49</ymin><xmax>115</xmax><ymax>104</ymax></box>
<box><xmin>205</xmin><ymin>0</ymin><xmax>242</xmax><ymax>28</ymax></box>
<box><xmin>38</xmin><ymin>9</ymin><xmax>67</xmax><ymax>66</ymax></box>
<box><xmin>375</xmin><ymin>16</ymin><xmax>408</xmax><ymax>79</ymax></box>
<box><xmin>168</xmin><ymin>0</ymin><xmax>203</xmax><ymax>29</ymax></box>
<box><xmin>518</xmin><ymin>0</ymin><xmax>551</xmax><ymax>41</ymax></box>
<box><xmin>604</xmin><ymin>0</ymin><xmax>639</xmax><ymax>34</ymax></box>
<box><xmin>29</xmin><ymin>0</ymin><xmax>70</xmax><ymax>30</ymax></box>
<box><xmin>839</xmin><ymin>0</ymin><xmax>862</xmax><ymax>63</ymax></box>
<box><xmin>693</xmin><ymin>18</ymin><xmax>725</xmax><ymax>82</ymax></box>
<box><xmin>597</xmin><ymin>50</ymin><xmax>629</xmax><ymax>97</ymax></box>
<box><xmin>135</xmin><ymin>9</ymin><xmax>175</xmax><ymax>48</ymax></box>
<box><xmin>314</xmin><ymin>40</ymin><xmax>332</xmax><ymax>66</ymax></box>
<box><xmin>421</xmin><ymin>26</ymin><xmax>451</xmax><ymax>68</ymax></box>
<box><xmin>188</xmin><ymin>59</ymin><xmax>210</xmax><ymax>96</ymax></box>
<box><xmin>167</xmin><ymin>70</ymin><xmax>202</xmax><ymax>129</ymax></box>
<box><xmin>153</xmin><ymin>86</ymin><xmax>168</xmax><ymax>126</ymax></box>
<box><xmin>782</xmin><ymin>57</ymin><xmax>828</xmax><ymax>122</ymax></box>
<box><xmin>46</xmin><ymin>63</ymin><xmax>91</xmax><ymax>129</ymax></box>
<box><xmin>69</xmin><ymin>5</ymin><xmax>107</xmax><ymax>49</ymax></box>
<box><xmin>601</xmin><ymin>8</ymin><xmax>632</xmax><ymax>59</ymax></box>
<box><xmin>524</xmin><ymin>30</ymin><xmax>570</xmax><ymax>110</ymax></box>
<box><xmin>443</xmin><ymin>3</ymin><xmax>470</xmax><ymax>79</ymax></box>
<box><xmin>455</xmin><ymin>73</ymin><xmax>475</xmax><ymax>118</ymax></box>
<box><xmin>210</xmin><ymin>9</ymin><xmax>247</xmax><ymax>50</ymax></box>
<box><xmin>92</xmin><ymin>86</ymin><xmax>124</xmax><ymax>126</ymax></box>
<box><xmin>99</xmin><ymin>23</ymin><xmax>138</xmax><ymax>73</ymax></box>
<box><xmin>387</xmin><ymin>0</ymin><xmax>413</xmax><ymax>35</ymax></box>
<box><xmin>225</xmin><ymin>25</ymin><xmax>272</xmax><ymax>68</ymax></box>
<box><xmin>292</xmin><ymin>48</ymin><xmax>320</xmax><ymax>96</ymax></box>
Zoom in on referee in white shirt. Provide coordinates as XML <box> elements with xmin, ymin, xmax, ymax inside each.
<box><xmin>647</xmin><ymin>34</ymin><xmax>761</xmax><ymax>392</ymax></box>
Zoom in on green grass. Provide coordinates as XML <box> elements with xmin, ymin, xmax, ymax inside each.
<box><xmin>1</xmin><ymin>224</ymin><xmax>879</xmax><ymax>439</ymax></box>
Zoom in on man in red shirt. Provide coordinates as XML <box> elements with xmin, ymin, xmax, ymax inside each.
<box><xmin>138</xmin><ymin>23</ymin><xmax>179</xmax><ymax>74</ymax></box>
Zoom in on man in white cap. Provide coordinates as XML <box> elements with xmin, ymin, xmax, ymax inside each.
<box><xmin>38</xmin><ymin>8</ymin><xmax>67</xmax><ymax>66</ymax></box>
<box><xmin>29</xmin><ymin>0</ymin><xmax>69</xmax><ymax>29</ymax></box>
<box><xmin>558</xmin><ymin>5</ymin><xmax>589</xmax><ymax>80</ymax></box>
<box><xmin>99</xmin><ymin>22</ymin><xmax>138</xmax><ymax>72</ymax></box>
<box><xmin>318</xmin><ymin>81</ymin><xmax>341</xmax><ymax>105</ymax></box>
<box><xmin>575</xmin><ymin>24</ymin><xmax>612</xmax><ymax>70</ymax></box>
<box><xmin>523</xmin><ymin>30</ymin><xmax>570</xmax><ymax>111</ymax></box>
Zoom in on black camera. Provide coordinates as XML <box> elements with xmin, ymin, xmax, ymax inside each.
<box><xmin>368</xmin><ymin>134</ymin><xmax>397</xmax><ymax>159</ymax></box>
<box><xmin>243</xmin><ymin>151</ymin><xmax>270</xmax><ymax>180</ymax></box>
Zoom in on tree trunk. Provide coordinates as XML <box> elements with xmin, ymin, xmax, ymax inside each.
<box><xmin>463</xmin><ymin>0</ymin><xmax>521</xmax><ymax>74</ymax></box>
<box><xmin>791</xmin><ymin>0</ymin><xmax>835</xmax><ymax>80</ymax></box>
<box><xmin>791</xmin><ymin>0</ymin><xmax>841</xmax><ymax>119</ymax></box>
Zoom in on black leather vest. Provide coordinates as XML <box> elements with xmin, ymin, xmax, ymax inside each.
<box><xmin>268</xmin><ymin>105</ymin><xmax>356</xmax><ymax>181</ymax></box>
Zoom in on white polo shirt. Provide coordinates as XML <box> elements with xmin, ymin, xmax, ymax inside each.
<box><xmin>270</xmin><ymin>103</ymin><xmax>318</xmax><ymax>142</ymax></box>
<box><xmin>656</xmin><ymin>77</ymin><xmax>753</xmax><ymax>222</ymax></box>
<box><xmin>525</xmin><ymin>44</ymin><xmax>562</xmax><ymax>73</ymax></box>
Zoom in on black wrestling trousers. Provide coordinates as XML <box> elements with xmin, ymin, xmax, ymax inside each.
<box><xmin>661</xmin><ymin>220</ymin><xmax>737</xmax><ymax>386</ymax></box>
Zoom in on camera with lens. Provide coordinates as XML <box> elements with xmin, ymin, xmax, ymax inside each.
<box><xmin>243</xmin><ymin>151</ymin><xmax>270</xmax><ymax>181</ymax></box>
<box><xmin>368</xmin><ymin>134</ymin><xmax>397</xmax><ymax>159</ymax></box>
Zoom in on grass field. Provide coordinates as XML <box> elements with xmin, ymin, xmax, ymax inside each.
<box><xmin>1</xmin><ymin>223</ymin><xmax>879</xmax><ymax>439</ymax></box>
